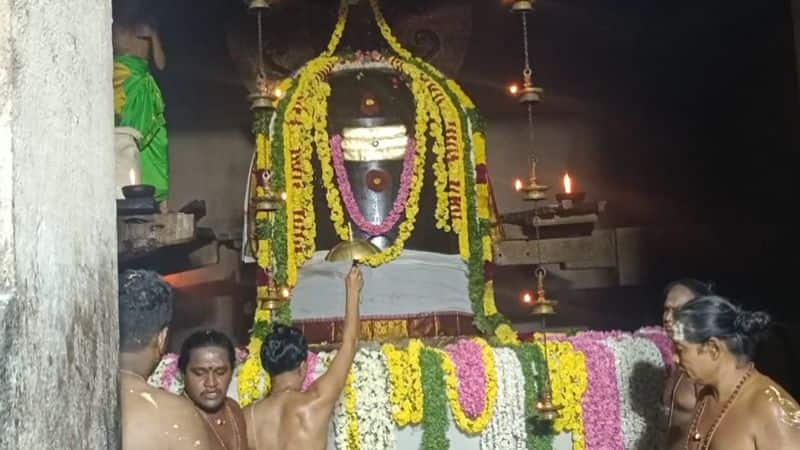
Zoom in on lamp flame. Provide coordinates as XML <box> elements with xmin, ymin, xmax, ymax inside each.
<box><xmin>522</xmin><ymin>292</ymin><xmax>533</xmax><ymax>303</ymax></box>
<box><xmin>563</xmin><ymin>173</ymin><xmax>572</xmax><ymax>194</ymax></box>
<box><xmin>129</xmin><ymin>168</ymin><xmax>136</xmax><ymax>185</ymax></box>
<box><xmin>514</xmin><ymin>178</ymin><xmax>523</xmax><ymax>192</ymax></box>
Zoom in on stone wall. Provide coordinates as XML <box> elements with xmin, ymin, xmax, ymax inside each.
<box><xmin>0</xmin><ymin>0</ymin><xmax>118</xmax><ymax>448</ymax></box>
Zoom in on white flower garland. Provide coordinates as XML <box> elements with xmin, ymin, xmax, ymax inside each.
<box><xmin>328</xmin><ymin>348</ymin><xmax>395</xmax><ymax>450</ymax></box>
<box><xmin>603</xmin><ymin>335</ymin><xmax>667</xmax><ymax>450</ymax></box>
<box><xmin>353</xmin><ymin>348</ymin><xmax>396</xmax><ymax>449</ymax></box>
<box><xmin>480</xmin><ymin>348</ymin><xmax>527</xmax><ymax>450</ymax></box>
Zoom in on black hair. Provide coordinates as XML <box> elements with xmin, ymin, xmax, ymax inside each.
<box><xmin>260</xmin><ymin>325</ymin><xmax>308</xmax><ymax>376</ymax></box>
<box><xmin>663</xmin><ymin>278</ymin><xmax>714</xmax><ymax>299</ymax></box>
<box><xmin>118</xmin><ymin>269</ymin><xmax>174</xmax><ymax>352</ymax></box>
<box><xmin>673</xmin><ymin>295</ymin><xmax>771</xmax><ymax>362</ymax></box>
<box><xmin>178</xmin><ymin>329</ymin><xmax>236</xmax><ymax>373</ymax></box>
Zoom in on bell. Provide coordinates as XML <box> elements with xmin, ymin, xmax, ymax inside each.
<box><xmin>249</xmin><ymin>92</ymin><xmax>273</xmax><ymax>110</ymax></box>
<box><xmin>530</xmin><ymin>299</ymin><xmax>557</xmax><ymax>316</ymax></box>
<box><xmin>325</xmin><ymin>239</ymin><xmax>381</xmax><ymax>263</ymax></box>
<box><xmin>534</xmin><ymin>391</ymin><xmax>561</xmax><ymax>421</ymax></box>
<box><xmin>518</xmin><ymin>86</ymin><xmax>543</xmax><ymax>104</ymax></box>
<box><xmin>259</xmin><ymin>284</ymin><xmax>291</xmax><ymax>311</ymax></box>
<box><xmin>511</xmin><ymin>1</ymin><xmax>535</xmax><ymax>13</ymax></box>
<box><xmin>252</xmin><ymin>192</ymin><xmax>282</xmax><ymax>213</ymax></box>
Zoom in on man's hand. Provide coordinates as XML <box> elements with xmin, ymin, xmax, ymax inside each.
<box><xmin>345</xmin><ymin>264</ymin><xmax>363</xmax><ymax>297</ymax></box>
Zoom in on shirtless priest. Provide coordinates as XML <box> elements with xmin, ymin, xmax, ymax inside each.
<box><xmin>118</xmin><ymin>270</ymin><xmax>214</xmax><ymax>450</ymax></box>
<box><xmin>661</xmin><ymin>279</ymin><xmax>713</xmax><ymax>450</ymax></box>
<box><xmin>179</xmin><ymin>329</ymin><xmax>248</xmax><ymax>450</ymax></box>
<box><xmin>673</xmin><ymin>295</ymin><xmax>800</xmax><ymax>449</ymax></box>
<box><xmin>245</xmin><ymin>264</ymin><xmax>363</xmax><ymax>450</ymax></box>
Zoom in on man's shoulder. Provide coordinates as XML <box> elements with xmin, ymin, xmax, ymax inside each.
<box><xmin>744</xmin><ymin>375</ymin><xmax>798</xmax><ymax>420</ymax></box>
<box><xmin>254</xmin><ymin>390</ymin><xmax>315</xmax><ymax>414</ymax></box>
<box><xmin>124</xmin><ymin>384</ymin><xmax>197</xmax><ymax>418</ymax></box>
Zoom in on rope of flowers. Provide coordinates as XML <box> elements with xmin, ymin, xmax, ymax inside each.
<box><xmin>330</xmin><ymin>134</ymin><xmax>417</xmax><ymax>236</ymax></box>
<box><xmin>479</xmin><ymin>347</ymin><xmax>528</xmax><ymax>450</ymax></box>
<box><xmin>439</xmin><ymin>338</ymin><xmax>498</xmax><ymax>434</ymax></box>
<box><xmin>382</xmin><ymin>339</ymin><xmax>424</xmax><ymax>426</ymax></box>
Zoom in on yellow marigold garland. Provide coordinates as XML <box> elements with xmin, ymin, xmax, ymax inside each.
<box><xmin>537</xmin><ymin>339</ymin><xmax>589</xmax><ymax>450</ymax></box>
<box><xmin>494</xmin><ymin>323</ymin><xmax>521</xmax><ymax>346</ymax></box>
<box><xmin>323</xmin><ymin>0</ymin><xmax>349</xmax><ymax>57</ymax></box>
<box><xmin>238</xmin><ymin>308</ymin><xmax>272</xmax><ymax>407</ymax></box>
<box><xmin>382</xmin><ymin>340</ymin><xmax>424</xmax><ymax>426</ymax></box>
<box><xmin>344</xmin><ymin>370</ymin><xmax>360</xmax><ymax>450</ymax></box>
<box><xmin>438</xmin><ymin>338</ymin><xmax>498</xmax><ymax>434</ymax></box>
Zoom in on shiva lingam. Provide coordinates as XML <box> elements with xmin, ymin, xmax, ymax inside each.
<box><xmin>522</xmin><ymin>267</ymin><xmax>562</xmax><ymax>420</ymax></box>
<box><xmin>328</xmin><ymin>90</ymin><xmax>410</xmax><ymax>251</ymax></box>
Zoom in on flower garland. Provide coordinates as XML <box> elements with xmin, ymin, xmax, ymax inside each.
<box><xmin>445</xmin><ymin>339</ymin><xmax>489</xmax><ymax>418</ymax></box>
<box><xmin>332</xmin><ymin>369</ymin><xmax>359</xmax><ymax>450</ymax></box>
<box><xmin>603</xmin><ymin>335</ymin><xmax>666</xmax><ymax>450</ymax></box>
<box><xmin>238</xmin><ymin>307</ymin><xmax>273</xmax><ymax>406</ymax></box>
<box><xmin>147</xmin><ymin>353</ymin><xmax>183</xmax><ymax>394</ymax></box>
<box><xmin>536</xmin><ymin>339</ymin><xmax>588</xmax><ymax>450</ymax></box>
<box><xmin>330</xmin><ymin>134</ymin><xmax>417</xmax><ymax>236</ymax></box>
<box><xmin>301</xmin><ymin>351</ymin><xmax>320</xmax><ymax>391</ymax></box>
<box><xmin>382</xmin><ymin>339</ymin><xmax>424</xmax><ymax>426</ymax></box>
<box><xmin>480</xmin><ymin>348</ymin><xmax>527</xmax><ymax>450</ymax></box>
<box><xmin>420</xmin><ymin>346</ymin><xmax>450</xmax><ymax>450</ymax></box>
<box><xmin>511</xmin><ymin>343</ymin><xmax>554</xmax><ymax>450</ymax></box>
<box><xmin>440</xmin><ymin>338</ymin><xmax>498</xmax><ymax>434</ymax></box>
<box><xmin>635</xmin><ymin>326</ymin><xmax>675</xmax><ymax>369</ymax></box>
<box><xmin>353</xmin><ymin>348</ymin><xmax>396</xmax><ymax>449</ymax></box>
<box><xmin>568</xmin><ymin>332</ymin><xmax>624</xmax><ymax>450</ymax></box>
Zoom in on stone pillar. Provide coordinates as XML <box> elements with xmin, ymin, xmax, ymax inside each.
<box><xmin>0</xmin><ymin>1</ymin><xmax>118</xmax><ymax>448</ymax></box>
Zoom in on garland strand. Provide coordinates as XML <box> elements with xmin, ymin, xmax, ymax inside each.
<box><xmin>420</xmin><ymin>347</ymin><xmax>450</xmax><ymax>450</ymax></box>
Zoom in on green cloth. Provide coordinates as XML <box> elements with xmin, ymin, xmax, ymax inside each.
<box><xmin>114</xmin><ymin>55</ymin><xmax>169</xmax><ymax>201</ymax></box>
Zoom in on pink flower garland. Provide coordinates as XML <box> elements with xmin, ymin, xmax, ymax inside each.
<box><xmin>330</xmin><ymin>134</ymin><xmax>417</xmax><ymax>236</ymax></box>
<box><xmin>567</xmin><ymin>332</ymin><xmax>625</xmax><ymax>450</ymax></box>
<box><xmin>445</xmin><ymin>339</ymin><xmax>487</xmax><ymax>418</ymax></box>
<box><xmin>155</xmin><ymin>352</ymin><xmax>181</xmax><ymax>393</ymax></box>
<box><xmin>301</xmin><ymin>351</ymin><xmax>320</xmax><ymax>392</ymax></box>
<box><xmin>635</xmin><ymin>326</ymin><xmax>675</xmax><ymax>368</ymax></box>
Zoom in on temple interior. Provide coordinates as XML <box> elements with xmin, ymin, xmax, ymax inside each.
<box><xmin>2</xmin><ymin>0</ymin><xmax>799</xmax><ymax>448</ymax></box>
<box><xmin>117</xmin><ymin>0</ymin><xmax>799</xmax><ymax>389</ymax></box>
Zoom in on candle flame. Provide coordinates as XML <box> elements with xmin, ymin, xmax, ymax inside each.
<box><xmin>129</xmin><ymin>168</ymin><xmax>136</xmax><ymax>185</ymax></box>
<box><xmin>563</xmin><ymin>173</ymin><xmax>572</xmax><ymax>194</ymax></box>
<box><xmin>514</xmin><ymin>178</ymin><xmax>523</xmax><ymax>192</ymax></box>
<box><xmin>508</xmin><ymin>84</ymin><xmax>519</xmax><ymax>95</ymax></box>
<box><xmin>280</xmin><ymin>287</ymin><xmax>291</xmax><ymax>298</ymax></box>
<box><xmin>280</xmin><ymin>191</ymin><xmax>287</xmax><ymax>201</ymax></box>
<box><xmin>522</xmin><ymin>292</ymin><xmax>533</xmax><ymax>303</ymax></box>
<box><xmin>273</xmin><ymin>87</ymin><xmax>283</xmax><ymax>99</ymax></box>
